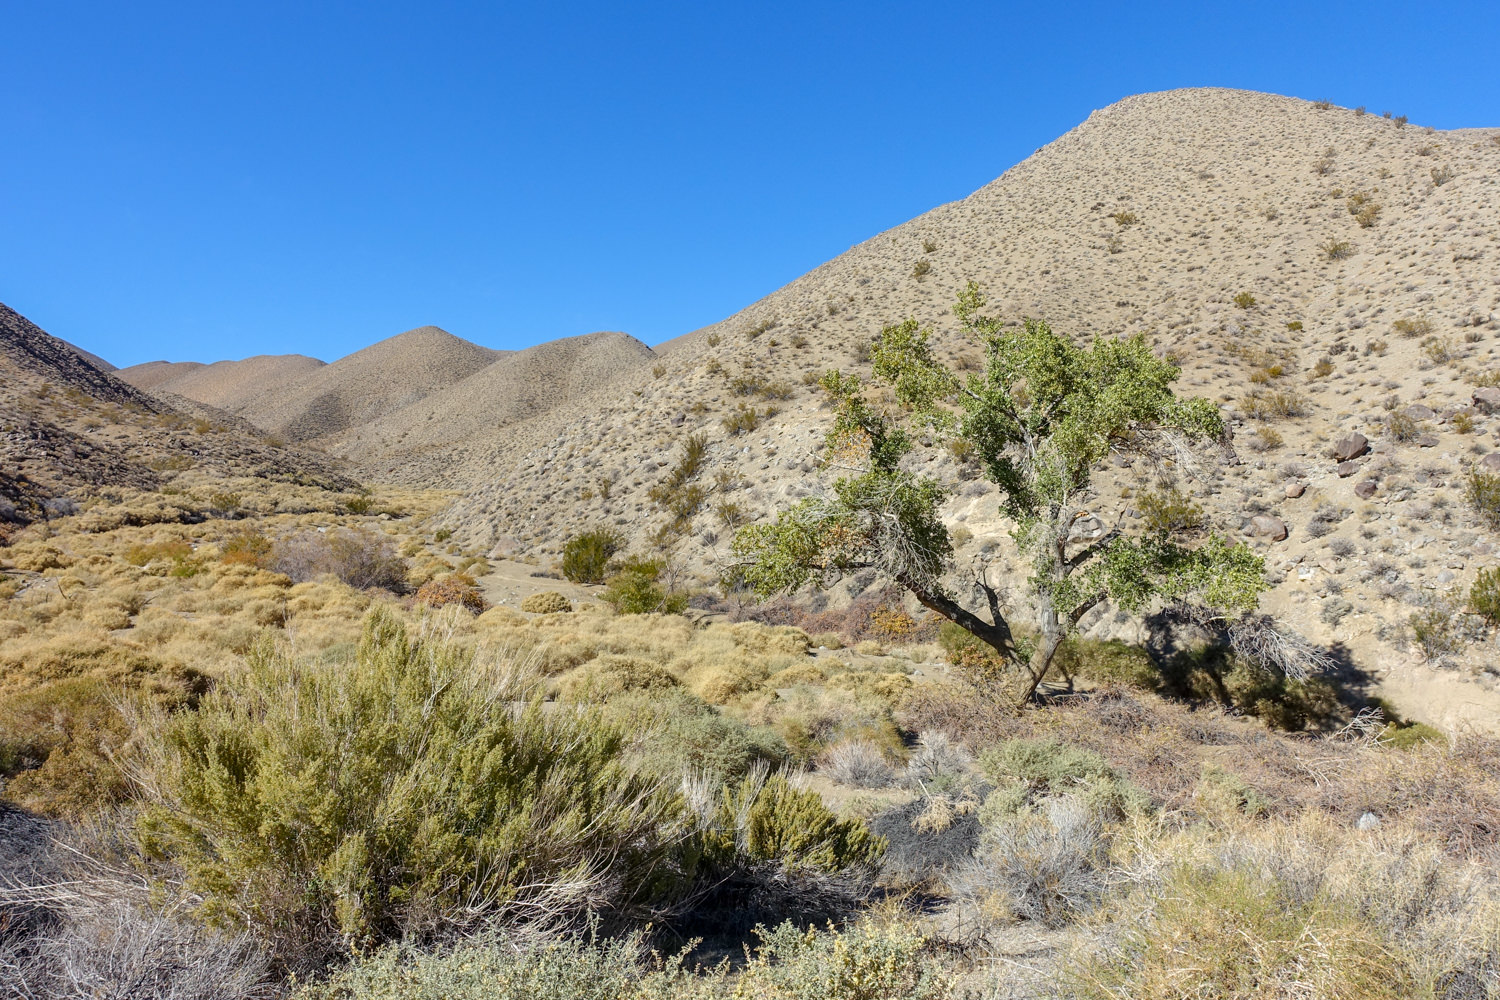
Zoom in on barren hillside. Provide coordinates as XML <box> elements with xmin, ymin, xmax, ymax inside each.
<box><xmin>118</xmin><ymin>354</ymin><xmax>326</xmax><ymax>412</ymax></box>
<box><xmin>0</xmin><ymin>303</ymin><xmax>349</xmax><ymax>529</ymax></box>
<box><xmin>427</xmin><ymin>88</ymin><xmax>1499</xmax><ymax>726</ymax></box>
<box><xmin>233</xmin><ymin>326</ymin><xmax>502</xmax><ymax>442</ymax></box>
<box><xmin>330</xmin><ymin>330</ymin><xmax>656</xmax><ymax>480</ymax></box>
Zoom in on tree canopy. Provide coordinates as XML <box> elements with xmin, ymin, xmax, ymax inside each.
<box><xmin>733</xmin><ymin>283</ymin><xmax>1290</xmax><ymax>704</ymax></box>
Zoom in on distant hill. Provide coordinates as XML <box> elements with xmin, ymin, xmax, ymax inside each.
<box><xmin>329</xmin><ymin>330</ymin><xmax>656</xmax><ymax>483</ymax></box>
<box><xmin>229</xmin><ymin>326</ymin><xmax>502</xmax><ymax>443</ymax></box>
<box><xmin>118</xmin><ymin>354</ymin><xmax>325</xmax><ymax>412</ymax></box>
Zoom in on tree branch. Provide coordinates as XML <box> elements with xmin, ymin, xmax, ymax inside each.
<box><xmin>898</xmin><ymin>571</ymin><xmax>1019</xmax><ymax>665</ymax></box>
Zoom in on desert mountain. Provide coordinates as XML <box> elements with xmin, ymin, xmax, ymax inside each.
<box><xmin>0</xmin><ymin>303</ymin><xmax>348</xmax><ymax>527</ymax></box>
<box><xmin>418</xmin><ymin>87</ymin><xmax>1498</xmax><ymax>724</ymax></box>
<box><xmin>328</xmin><ymin>330</ymin><xmax>656</xmax><ymax>482</ymax></box>
<box><xmin>219</xmin><ymin>326</ymin><xmax>502</xmax><ymax>443</ymax></box>
<box><xmin>118</xmin><ymin>354</ymin><xmax>326</xmax><ymax>412</ymax></box>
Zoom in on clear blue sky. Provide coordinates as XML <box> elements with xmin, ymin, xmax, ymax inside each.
<box><xmin>3</xmin><ymin>1</ymin><xmax>1496</xmax><ymax>367</ymax></box>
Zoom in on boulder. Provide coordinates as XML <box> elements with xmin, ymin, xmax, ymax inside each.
<box><xmin>1354</xmin><ymin>480</ymin><xmax>1377</xmax><ymax>499</ymax></box>
<box><xmin>1285</xmin><ymin>481</ymin><xmax>1307</xmax><ymax>498</ymax></box>
<box><xmin>1481</xmin><ymin>453</ymin><xmax>1500</xmax><ymax>473</ymax></box>
<box><xmin>1333</xmin><ymin>432</ymin><xmax>1369</xmax><ymax>462</ymax></box>
<box><xmin>1417</xmin><ymin>434</ymin><xmax>1440</xmax><ymax>448</ymax></box>
<box><xmin>1337</xmin><ymin>461</ymin><xmax>1360</xmax><ymax>478</ymax></box>
<box><xmin>1404</xmin><ymin>404</ymin><xmax>1436</xmax><ymax>421</ymax></box>
<box><xmin>1248</xmin><ymin>515</ymin><xmax>1288</xmax><ymax>541</ymax></box>
<box><xmin>1474</xmin><ymin>387</ymin><xmax>1500</xmax><ymax>414</ymax></box>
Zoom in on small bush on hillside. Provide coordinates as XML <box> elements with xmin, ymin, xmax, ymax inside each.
<box><xmin>414</xmin><ymin>574</ymin><xmax>486</xmax><ymax>613</ymax></box>
<box><xmin>220</xmin><ymin>529</ymin><xmax>273</xmax><ymax>568</ymax></box>
<box><xmin>955</xmin><ymin>796</ymin><xmax>1108</xmax><ymax>928</ymax></box>
<box><xmin>561</xmin><ymin>528</ymin><xmax>623</xmax><ymax>584</ymax></box>
<box><xmin>1320</xmin><ymin>238</ymin><xmax>1355</xmax><ymax>260</ymax></box>
<box><xmin>1137</xmin><ymin>486</ymin><xmax>1204</xmax><ymax>535</ymax></box>
<box><xmin>271</xmin><ymin>528</ymin><xmax>406</xmax><ymax>590</ymax></box>
<box><xmin>520</xmin><ymin>590</ymin><xmax>572</xmax><ymax>614</ymax></box>
<box><xmin>1242</xmin><ymin>388</ymin><xmax>1307</xmax><ymax>420</ymax></box>
<box><xmin>601</xmin><ymin>557</ymin><xmax>688</xmax><ymax>615</ymax></box>
<box><xmin>1232</xmin><ymin>292</ymin><xmax>1256</xmax><ymax>309</ymax></box>
<box><xmin>820</xmin><ymin>739</ymin><xmax>895</xmax><ymax>788</ymax></box>
<box><xmin>1110</xmin><ymin>211</ymin><xmax>1137</xmax><ymax>227</ymax></box>
<box><xmin>133</xmin><ymin>608</ymin><xmax>677</xmax><ymax>962</ymax></box>
<box><xmin>1469</xmin><ymin>568</ymin><xmax>1500</xmax><ymax>625</ymax></box>
<box><xmin>1464</xmin><ymin>468</ymin><xmax>1500</xmax><ymax>529</ymax></box>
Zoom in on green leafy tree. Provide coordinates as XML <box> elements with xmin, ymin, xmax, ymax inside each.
<box><xmin>733</xmin><ymin>283</ymin><xmax>1293</xmax><ymax>705</ymax></box>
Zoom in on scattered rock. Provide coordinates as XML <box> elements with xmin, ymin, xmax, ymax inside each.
<box><xmin>1337</xmin><ymin>461</ymin><xmax>1360</xmax><ymax>478</ymax></box>
<box><xmin>1417</xmin><ymin>434</ymin><xmax>1440</xmax><ymax>448</ymax></box>
<box><xmin>1404</xmin><ymin>404</ymin><xmax>1436</xmax><ymax>421</ymax></box>
<box><xmin>1333</xmin><ymin>432</ymin><xmax>1369</xmax><ymax>462</ymax></box>
<box><xmin>1356</xmin><ymin>812</ymin><xmax>1381</xmax><ymax>831</ymax></box>
<box><xmin>1480</xmin><ymin>453</ymin><xmax>1500</xmax><ymax>473</ymax></box>
<box><xmin>1473</xmin><ymin>388</ymin><xmax>1500</xmax><ymax>414</ymax></box>
<box><xmin>1285</xmin><ymin>481</ymin><xmax>1306</xmax><ymax>498</ymax></box>
<box><xmin>1248</xmin><ymin>515</ymin><xmax>1288</xmax><ymax>541</ymax></box>
<box><xmin>1354</xmin><ymin>480</ymin><xmax>1377</xmax><ymax>499</ymax></box>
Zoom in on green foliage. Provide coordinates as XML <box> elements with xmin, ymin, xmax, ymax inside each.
<box><xmin>1232</xmin><ymin>292</ymin><xmax>1256</xmax><ymax>309</ymax></box>
<box><xmin>1464</xmin><ymin>468</ymin><xmax>1500</xmax><ymax>530</ymax></box>
<box><xmin>562</xmin><ymin>528</ymin><xmax>624</xmax><ymax>584</ymax></box>
<box><xmin>733</xmin><ymin>283</ymin><xmax>1264</xmax><ymax>705</ymax></box>
<box><xmin>133</xmin><ymin>608</ymin><xmax>677</xmax><ymax>959</ymax></box>
<box><xmin>1157</xmin><ymin>646</ymin><xmax>1341</xmax><ymax>730</ymax></box>
<box><xmin>294</xmin><ymin>920</ymin><xmax>955</xmax><ymax>1000</ymax></box>
<box><xmin>601</xmin><ymin>557</ymin><xmax>688</xmax><ymax>615</ymax></box>
<box><xmin>1321</xmin><ymin>237</ymin><xmax>1355</xmax><ymax>260</ymax></box>
<box><xmin>977</xmin><ymin>737</ymin><xmax>1145</xmax><ymax>820</ymax></box>
<box><xmin>692</xmin><ymin>772</ymin><xmax>884</xmax><ymax>876</ymax></box>
<box><xmin>1469</xmin><ymin>567</ymin><xmax>1500</xmax><ymax>625</ymax></box>
<box><xmin>1137</xmin><ymin>486</ymin><xmax>1204</xmax><ymax>535</ymax></box>
<box><xmin>611</xmin><ymin>689</ymin><xmax>787</xmax><ymax>781</ymax></box>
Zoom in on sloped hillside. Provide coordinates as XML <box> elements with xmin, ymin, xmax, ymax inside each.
<box><xmin>232</xmin><ymin>326</ymin><xmax>502</xmax><ymax>442</ymax></box>
<box><xmin>433</xmin><ymin>87</ymin><xmax>1500</xmax><ymax>725</ymax></box>
<box><xmin>118</xmin><ymin>354</ymin><xmax>326</xmax><ymax>412</ymax></box>
<box><xmin>330</xmin><ymin>330</ymin><xmax>656</xmax><ymax>482</ymax></box>
<box><xmin>0</xmin><ymin>303</ymin><xmax>348</xmax><ymax>528</ymax></box>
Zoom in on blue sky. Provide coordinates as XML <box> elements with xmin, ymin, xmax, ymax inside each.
<box><xmin>3</xmin><ymin>1</ymin><xmax>1496</xmax><ymax>367</ymax></box>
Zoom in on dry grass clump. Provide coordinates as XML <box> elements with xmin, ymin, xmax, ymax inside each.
<box><xmin>270</xmin><ymin>526</ymin><xmax>407</xmax><ymax>590</ymax></box>
<box><xmin>520</xmin><ymin>590</ymin><xmax>572</xmax><ymax>613</ymax></box>
<box><xmin>820</xmin><ymin>738</ymin><xmax>897</xmax><ymax>788</ymax></box>
<box><xmin>415</xmin><ymin>573</ymin><xmax>486</xmax><ymax>613</ymax></box>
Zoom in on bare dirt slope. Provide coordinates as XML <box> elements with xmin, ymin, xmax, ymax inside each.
<box><xmin>330</xmin><ymin>330</ymin><xmax>656</xmax><ymax>482</ymax></box>
<box><xmin>0</xmin><ymin>303</ymin><xmax>348</xmax><ymax>529</ymax></box>
<box><xmin>233</xmin><ymin>326</ymin><xmax>503</xmax><ymax>443</ymax></box>
<box><xmin>118</xmin><ymin>354</ymin><xmax>326</xmax><ymax>412</ymax></box>
<box><xmin>427</xmin><ymin>88</ymin><xmax>1499</xmax><ymax>725</ymax></box>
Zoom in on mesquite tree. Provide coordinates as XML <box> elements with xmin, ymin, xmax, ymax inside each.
<box><xmin>733</xmin><ymin>283</ymin><xmax>1300</xmax><ymax>705</ymax></box>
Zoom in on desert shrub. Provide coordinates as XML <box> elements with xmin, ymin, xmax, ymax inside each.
<box><xmin>1453</xmin><ymin>411</ymin><xmax>1475</xmax><ymax>434</ymax></box>
<box><xmin>1410</xmin><ymin>605</ymin><xmax>1463</xmax><ymax>659</ymax></box>
<box><xmin>521</xmin><ymin>590</ymin><xmax>572</xmax><ymax>614</ymax></box>
<box><xmin>1431</xmin><ymin>164</ymin><xmax>1454</xmax><ymax>186</ymax></box>
<box><xmin>1159</xmin><ymin>646</ymin><xmax>1341</xmax><ymax>731</ymax></box>
<box><xmin>295</xmin><ymin>920</ymin><xmax>955</xmax><ymax>1000</ymax></box>
<box><xmin>1232</xmin><ymin>292</ymin><xmax>1256</xmax><ymax>310</ymax></box>
<box><xmin>414</xmin><ymin>574</ymin><xmax>485</xmax><ymax>613</ymax></box>
<box><xmin>1469</xmin><ymin>568</ymin><xmax>1500</xmax><ymax>626</ymax></box>
<box><xmin>342</xmin><ymin>494</ymin><xmax>375</xmax><ymax>515</ymax></box>
<box><xmin>1110</xmin><ymin>211</ymin><xmax>1137</xmax><ymax>227</ymax></box>
<box><xmin>618</xmin><ymin>691</ymin><xmax>786</xmax><ymax>781</ymax></box>
<box><xmin>2</xmin><ymin>895</ymin><xmax>274</xmax><ymax>1000</ymax></box>
<box><xmin>561</xmin><ymin>528</ymin><xmax>623</xmax><ymax>584</ymax></box>
<box><xmin>1241</xmin><ymin>388</ymin><xmax>1307</xmax><ymax>420</ymax></box>
<box><xmin>124</xmin><ymin>539</ymin><xmax>199</xmax><ymax>576</ymax></box>
<box><xmin>1137</xmin><ymin>486</ymin><xmax>1204</xmax><ymax>535</ymax></box>
<box><xmin>820</xmin><ymin>739</ymin><xmax>895</xmax><ymax>788</ymax></box>
<box><xmin>870</xmin><ymin>796</ymin><xmax>982</xmax><ymax>884</ymax></box>
<box><xmin>1310</xmin><ymin>357</ymin><xmax>1335</xmax><ymax>378</ymax></box>
<box><xmin>601</xmin><ymin>557</ymin><xmax>688</xmax><ymax>615</ymax></box>
<box><xmin>1386</xmin><ymin>410</ymin><xmax>1422</xmax><ymax>442</ymax></box>
<box><xmin>559</xmin><ymin>654</ymin><xmax>679</xmax><ymax>701</ymax></box>
<box><xmin>1320</xmin><ymin>238</ymin><xmax>1355</xmax><ymax>260</ymax></box>
<box><xmin>220</xmin><ymin>529</ymin><xmax>273</xmax><ymax>568</ymax></box>
<box><xmin>1073</xmin><ymin>865</ymin><xmax>1416</xmax><ymax>999</ymax></box>
<box><xmin>270</xmin><ymin>528</ymin><xmax>406</xmax><ymax>590</ymax></box>
<box><xmin>911</xmin><ymin>259</ymin><xmax>932</xmax><ymax>280</ymax></box>
<box><xmin>1393</xmin><ymin>316</ymin><xmax>1434</xmax><ymax>338</ymax></box>
<box><xmin>721</xmin><ymin>404</ymin><xmax>765</xmax><ymax>436</ymax></box>
<box><xmin>677</xmin><ymin>769</ymin><xmax>884</xmax><ymax>924</ymax></box>
<box><xmin>1053</xmin><ymin>638</ymin><xmax>1159</xmax><ymax>690</ymax></box>
<box><xmin>1464</xmin><ymin>468</ymin><xmax>1500</xmax><ymax>529</ymax></box>
<box><xmin>954</xmin><ymin>796</ymin><xmax>1107</xmax><ymax>927</ymax></box>
<box><xmin>132</xmin><ymin>608</ymin><xmax>678</xmax><ymax>962</ymax></box>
